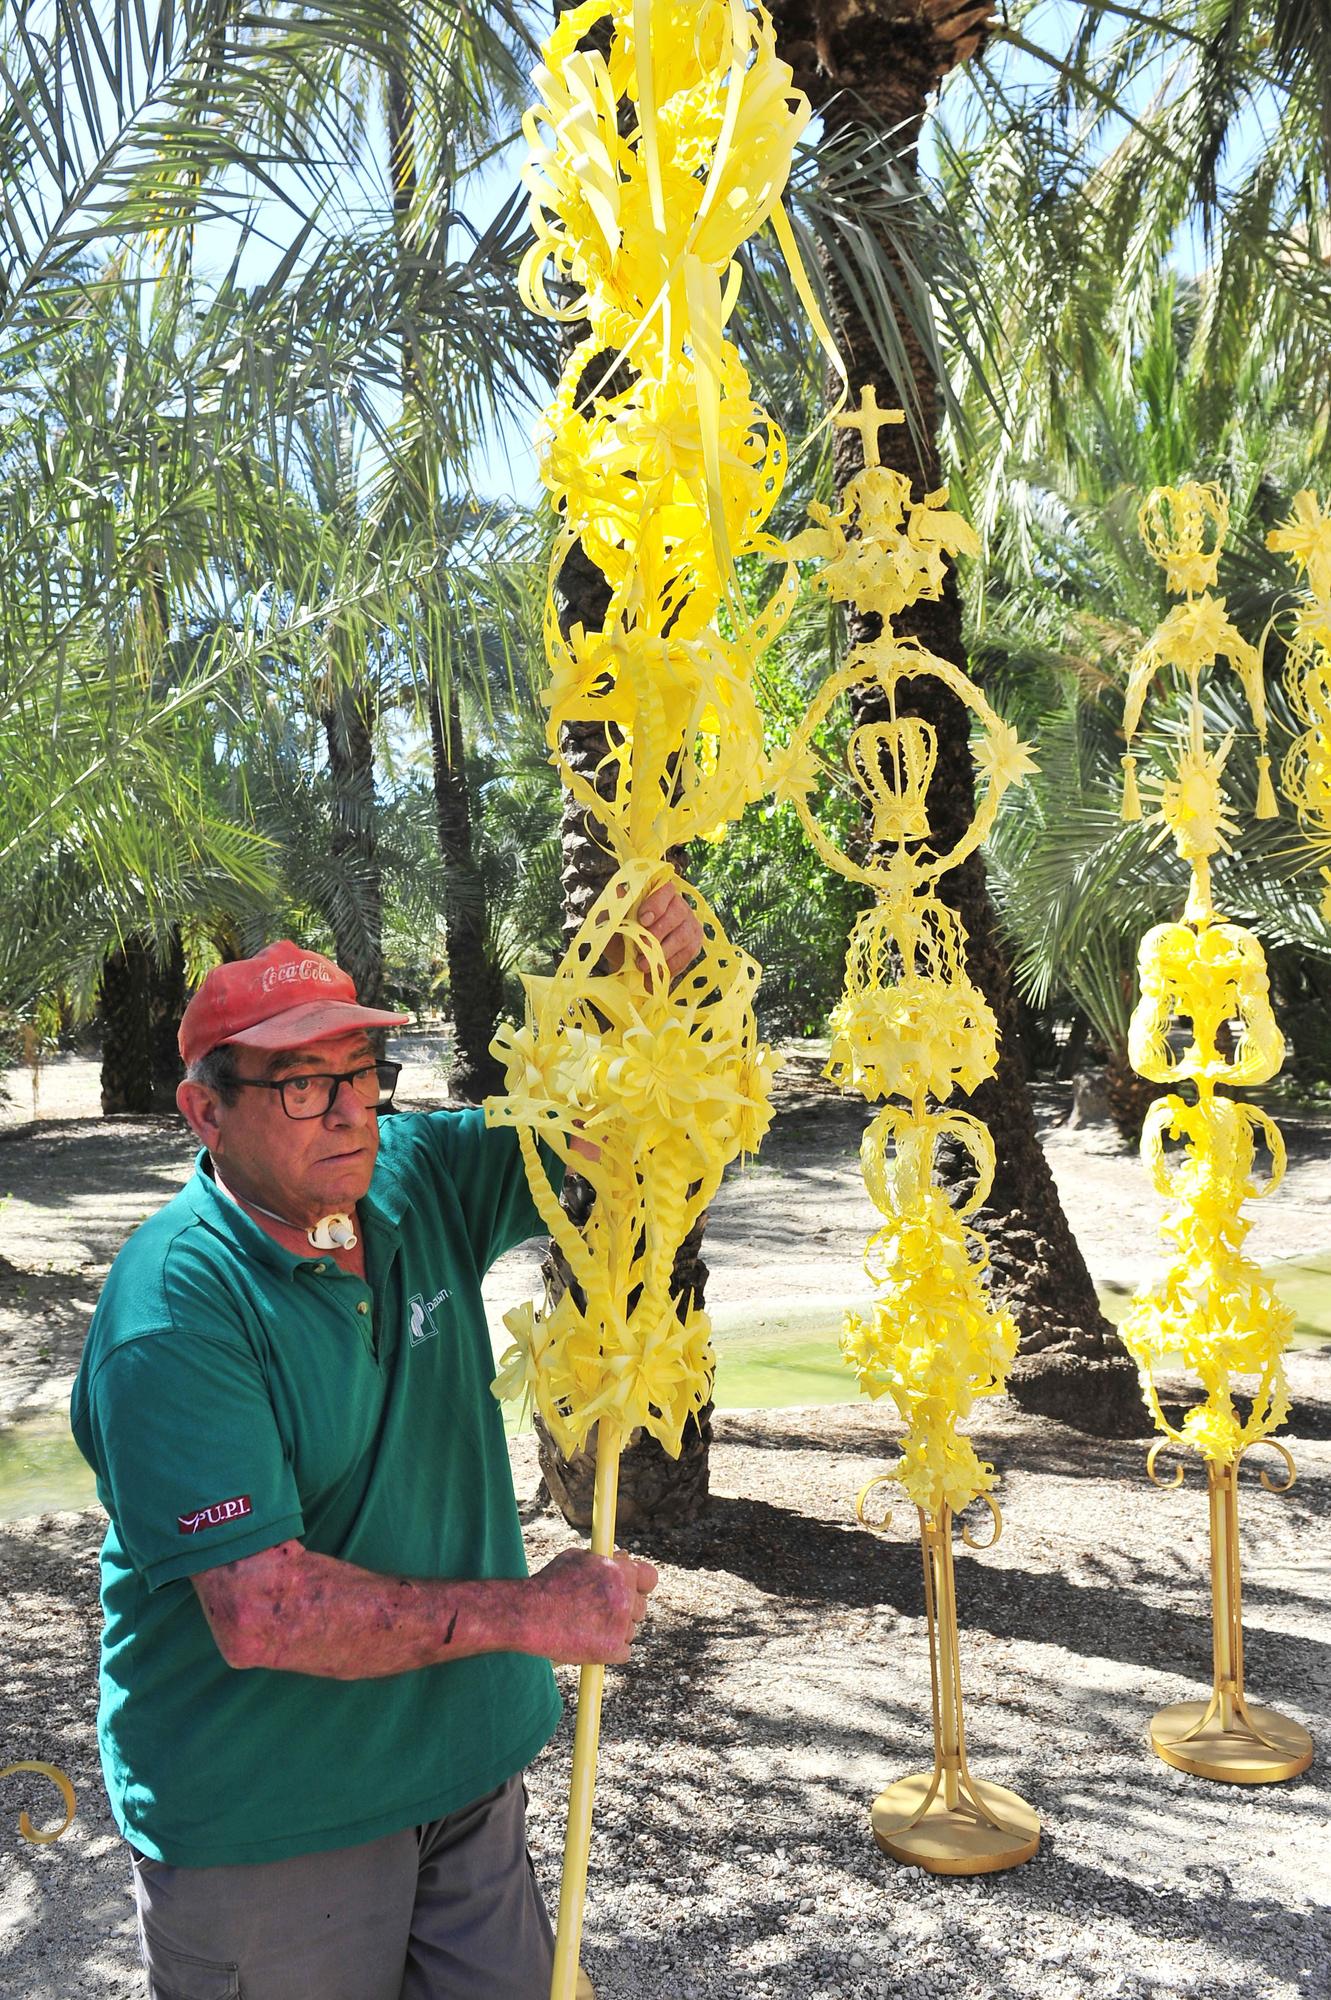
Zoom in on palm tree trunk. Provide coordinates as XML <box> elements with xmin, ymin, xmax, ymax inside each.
<box><xmin>148</xmin><ymin>924</ymin><xmax>187</xmax><ymax>1112</ymax></box>
<box><xmin>1103</xmin><ymin>1043</ymin><xmax>1166</xmax><ymax>1146</ymax></box>
<box><xmin>100</xmin><ymin>926</ymin><xmax>186</xmax><ymax>1115</ymax></box>
<box><xmin>428</xmin><ymin>683</ymin><xmax>505</xmax><ymax>1101</ymax></box>
<box><xmin>99</xmin><ymin>936</ymin><xmax>153</xmax><ymax>1115</ymax></box>
<box><xmin>772</xmin><ymin>5</ymin><xmax>1142</xmax><ymax>1433</ymax></box>
<box><xmin>388</xmin><ymin>65</ymin><xmax>504</xmax><ymax>1101</ymax></box>
<box><xmin>321</xmin><ymin>682</ymin><xmax>385</xmax><ymax>1007</ymax></box>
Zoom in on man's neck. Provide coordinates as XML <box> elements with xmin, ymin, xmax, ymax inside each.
<box><xmin>214</xmin><ymin>1169</ymin><xmax>364</xmax><ymax>1274</ymax></box>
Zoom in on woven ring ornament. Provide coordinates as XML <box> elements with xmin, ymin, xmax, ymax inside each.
<box><xmin>0</xmin><ymin>1761</ymin><xmax>76</xmax><ymax>1845</ymax></box>
<box><xmin>781</xmin><ymin>639</ymin><xmax>1020</xmax><ymax>889</ymax></box>
<box><xmin>860</xmin><ymin>1103</ymin><xmax>997</xmax><ymax>1222</ymax></box>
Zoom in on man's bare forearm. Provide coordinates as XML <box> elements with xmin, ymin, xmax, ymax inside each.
<box><xmin>198</xmin><ymin>1541</ymin><xmax>530</xmax><ymax>1678</ymax></box>
<box><xmin>195</xmin><ymin>1540</ymin><xmax>657</xmax><ymax>1678</ymax></box>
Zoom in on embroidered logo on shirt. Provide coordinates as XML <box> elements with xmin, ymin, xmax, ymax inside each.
<box><xmin>178</xmin><ymin>1495</ymin><xmax>253</xmax><ymax>1535</ymax></box>
<box><xmin>408</xmin><ymin>1286</ymin><xmax>451</xmax><ymax>1346</ymax></box>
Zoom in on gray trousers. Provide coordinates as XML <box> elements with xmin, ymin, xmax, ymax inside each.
<box><xmin>130</xmin><ymin>1776</ymin><xmax>556</xmax><ymax>2000</ymax></box>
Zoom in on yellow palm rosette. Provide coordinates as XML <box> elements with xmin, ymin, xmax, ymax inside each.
<box><xmin>826</xmin><ymin>897</ymin><xmax>998</xmax><ymax>1104</ymax></box>
<box><xmin>520</xmin><ymin>0</ymin><xmax>813</xmax><ymax>339</ymax></box>
<box><xmin>1115</xmin><ymin>484</ymin><xmax>1311</xmax><ymax>1786</ymax></box>
<box><xmin>781</xmin><ymin>385</ymin><xmax>1040</xmax><ymax>1874</ymax></box>
<box><xmin>1123</xmin><ymin>1092</ymin><xmax>1292</xmax><ymax>1463</ymax></box>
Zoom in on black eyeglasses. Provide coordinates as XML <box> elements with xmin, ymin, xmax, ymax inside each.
<box><xmin>233</xmin><ymin>1061</ymin><xmax>402</xmax><ymax>1121</ymax></box>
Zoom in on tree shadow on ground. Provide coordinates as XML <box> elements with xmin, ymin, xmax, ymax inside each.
<box><xmin>718</xmin><ymin>1393</ymin><xmax>1331</xmax><ymax>1470</ymax></box>
<box><xmin>0</xmin><ymin>1118</ymin><xmax>194</xmax><ymax>1202</ymax></box>
<box><xmin>584</xmin><ymin>1654</ymin><xmax>1329</xmax><ymax>2000</ymax></box>
<box><xmin>0</xmin><ymin>1110</ymin><xmax>186</xmax><ymax>1151</ymax></box>
<box><xmin>1282</xmin><ymin>1395</ymin><xmax>1331</xmax><ymax>1441</ymax></box>
<box><xmin>0</xmin><ymin>1268</ymin><xmax>103</xmax><ymax>1343</ymax></box>
<box><xmin>634</xmin><ymin>1493</ymin><xmax>1331</xmax><ymax>1710</ymax></box>
<box><xmin>0</xmin><ymin>1122</ymin><xmax>195</xmax><ymax>1299</ymax></box>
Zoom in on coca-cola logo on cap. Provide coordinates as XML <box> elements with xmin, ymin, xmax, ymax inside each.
<box><xmin>258</xmin><ymin>958</ymin><xmax>341</xmax><ymax>995</ymax></box>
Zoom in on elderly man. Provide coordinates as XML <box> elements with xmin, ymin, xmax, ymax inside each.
<box><xmin>71</xmin><ymin>888</ymin><xmax>700</xmax><ymax>2000</ymax></box>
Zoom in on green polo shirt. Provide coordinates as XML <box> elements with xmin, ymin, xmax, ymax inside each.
<box><xmin>69</xmin><ymin>1109</ymin><xmax>564</xmax><ymax>1868</ymax></box>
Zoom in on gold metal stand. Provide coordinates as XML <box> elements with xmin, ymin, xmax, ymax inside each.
<box><xmin>1147</xmin><ymin>1441</ymin><xmax>1313</xmax><ymax>1784</ymax></box>
<box><xmin>858</xmin><ymin>1485</ymin><xmax>1039</xmax><ymax>1875</ymax></box>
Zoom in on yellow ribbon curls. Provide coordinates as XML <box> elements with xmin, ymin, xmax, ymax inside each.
<box><xmin>1117</xmin><ymin>486</ymin><xmax>1294</xmax><ymax>1465</ymax></box>
<box><xmin>776</xmin><ymin>389</ymin><xmax>1035</xmax><ymax>1517</ymax></box>
<box><xmin>1269</xmin><ymin>490</ymin><xmax>1331</xmax><ymax>916</ymax></box>
<box><xmin>491</xmin><ymin>0</ymin><xmax>819</xmax><ymax>1455</ymax></box>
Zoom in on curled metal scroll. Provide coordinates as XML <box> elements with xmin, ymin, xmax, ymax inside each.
<box><xmin>1147</xmin><ymin>1435</ymin><xmax>1299</xmax><ymax>1494</ymax></box>
<box><xmin>958</xmin><ymin>1492</ymin><xmax>1003</xmax><ymax>1550</ymax></box>
<box><xmin>855</xmin><ymin>1475</ymin><xmax>1004</xmax><ymax>1551</ymax></box>
<box><xmin>0</xmin><ymin>1762</ymin><xmax>76</xmax><ymax>1845</ymax></box>
<box><xmin>1240</xmin><ymin>1437</ymin><xmax>1297</xmax><ymax>1494</ymax></box>
<box><xmin>855</xmin><ymin>1470</ymin><xmax>897</xmax><ymax>1536</ymax></box>
<box><xmin>1146</xmin><ymin>1438</ymin><xmax>1188</xmax><ymax>1489</ymax></box>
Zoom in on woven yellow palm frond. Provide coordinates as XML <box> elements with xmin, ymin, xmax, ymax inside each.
<box><xmin>842</xmin><ymin>1106</ymin><xmax>1018</xmax><ymax>1514</ymax></box>
<box><xmin>488</xmin><ymin>864</ymin><xmax>775</xmax><ymax>1456</ymax></box>
<box><xmin>496</xmin><ymin>4</ymin><xmax>843</xmax><ymax>1983</ymax></box>
<box><xmin>491</xmin><ymin>0</ymin><xmax>829</xmax><ymax>1469</ymax></box>
<box><xmin>775</xmin><ymin>389</ymin><xmax>1034</xmax><ymax>1523</ymax></box>
<box><xmin>1121</xmin><ymin>485</ymin><xmax>1276</xmax><ymax>848</ymax></box>
<box><xmin>1116</xmin><ymin>486</ymin><xmax>1294</xmax><ymax>1468</ymax></box>
<box><xmin>825</xmin><ymin>898</ymin><xmax>998</xmax><ymax>1106</ymax></box>
<box><xmin>1122</xmin><ymin>488</ymin><xmax>1317</xmax><ymax>1789</ymax></box>
<box><xmin>1128</xmin><ymin>919</ymin><xmax>1285</xmax><ymax>1087</ymax></box>
<box><xmin>1138</xmin><ymin>480</ymin><xmax>1229</xmax><ymax>596</ymax></box>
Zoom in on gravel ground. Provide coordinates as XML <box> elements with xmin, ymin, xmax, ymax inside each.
<box><xmin>1</xmin><ymin>1045</ymin><xmax>1329</xmax><ymax>1998</ymax></box>
<box><xmin>3</xmin><ymin>1375</ymin><xmax>1329</xmax><ymax>2000</ymax></box>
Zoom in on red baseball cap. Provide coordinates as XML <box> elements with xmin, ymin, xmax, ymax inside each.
<box><xmin>178</xmin><ymin>941</ymin><xmax>409</xmax><ymax>1067</ymax></box>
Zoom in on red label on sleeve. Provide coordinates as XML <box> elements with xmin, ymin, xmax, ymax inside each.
<box><xmin>177</xmin><ymin>1494</ymin><xmax>253</xmax><ymax>1534</ymax></box>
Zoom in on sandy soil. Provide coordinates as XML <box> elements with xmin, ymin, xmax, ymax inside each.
<box><xmin>0</xmin><ymin>1040</ymin><xmax>1328</xmax><ymax>1999</ymax></box>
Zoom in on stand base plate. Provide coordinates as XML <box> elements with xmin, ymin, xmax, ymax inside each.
<box><xmin>870</xmin><ymin>1773</ymin><xmax>1040</xmax><ymax>1876</ymax></box>
<box><xmin>1149</xmin><ymin>1700</ymin><xmax>1314</xmax><ymax>1784</ymax></box>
